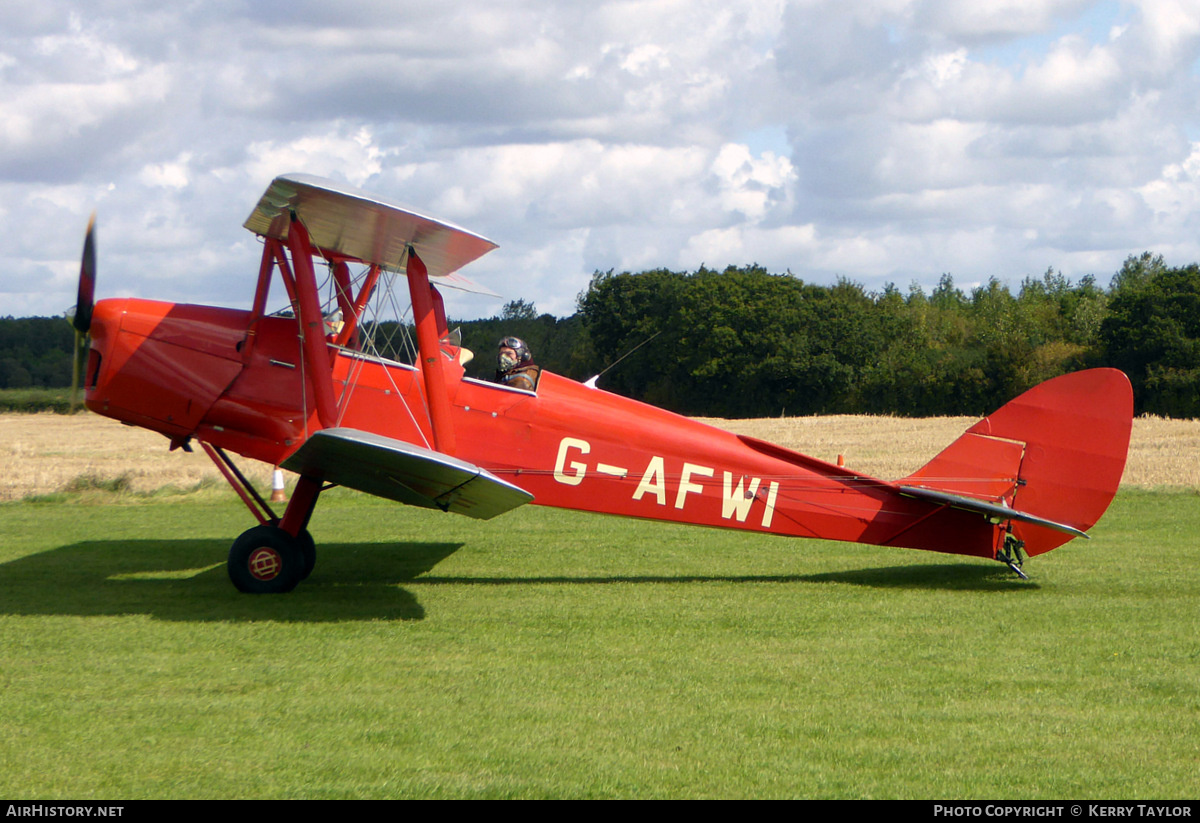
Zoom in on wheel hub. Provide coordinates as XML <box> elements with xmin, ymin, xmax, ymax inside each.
<box><xmin>248</xmin><ymin>546</ymin><xmax>283</xmax><ymax>581</ymax></box>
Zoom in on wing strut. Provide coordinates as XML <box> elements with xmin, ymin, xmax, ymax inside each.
<box><xmin>286</xmin><ymin>217</ymin><xmax>339</xmax><ymax>429</ymax></box>
<box><xmin>405</xmin><ymin>247</ymin><xmax>457</xmax><ymax>455</ymax></box>
<box><xmin>334</xmin><ymin>263</ymin><xmax>381</xmax><ymax>348</ymax></box>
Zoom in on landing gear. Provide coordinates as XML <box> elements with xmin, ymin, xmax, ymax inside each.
<box><xmin>197</xmin><ymin>442</ymin><xmax>324</xmax><ymax>593</ymax></box>
<box><xmin>998</xmin><ymin>530</ymin><xmax>1029</xmax><ymax>580</ymax></box>
<box><xmin>228</xmin><ymin>524</ymin><xmax>306</xmax><ymax>594</ymax></box>
<box><xmin>227</xmin><ymin>525</ymin><xmax>316</xmax><ymax>593</ymax></box>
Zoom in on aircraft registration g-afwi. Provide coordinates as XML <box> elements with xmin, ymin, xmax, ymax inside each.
<box><xmin>70</xmin><ymin>173</ymin><xmax>1133</xmax><ymax>592</ymax></box>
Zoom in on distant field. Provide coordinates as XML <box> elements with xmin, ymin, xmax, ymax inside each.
<box><xmin>1</xmin><ymin>413</ymin><xmax>275</xmax><ymax>502</ymax></box>
<box><xmin>3</xmin><ymin>411</ymin><xmax>1198</xmax><ymax>502</ymax></box>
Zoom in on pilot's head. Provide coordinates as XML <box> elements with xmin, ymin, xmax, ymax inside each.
<box><xmin>498</xmin><ymin>336</ymin><xmax>531</xmax><ymax>372</ymax></box>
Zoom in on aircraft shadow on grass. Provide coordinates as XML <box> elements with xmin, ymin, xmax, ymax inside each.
<box><xmin>0</xmin><ymin>539</ymin><xmax>464</xmax><ymax>622</ymax></box>
<box><xmin>799</xmin><ymin>563</ymin><xmax>1040</xmax><ymax>590</ymax></box>
<box><xmin>413</xmin><ymin>563</ymin><xmax>1036</xmax><ymax>591</ymax></box>
<box><xmin>0</xmin><ymin>538</ymin><xmax>1034</xmax><ymax>623</ymax></box>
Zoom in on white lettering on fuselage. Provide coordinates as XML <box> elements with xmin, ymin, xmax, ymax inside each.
<box><xmin>633</xmin><ymin>456</ymin><xmax>667</xmax><ymax>505</ymax></box>
<box><xmin>760</xmin><ymin>479</ymin><xmax>779</xmax><ymax>528</ymax></box>
<box><xmin>722</xmin><ymin>474</ymin><xmax>760</xmax><ymax>522</ymax></box>
<box><xmin>674</xmin><ymin>463</ymin><xmax>714</xmax><ymax>509</ymax></box>
<box><xmin>553</xmin><ymin>437</ymin><xmax>780</xmax><ymax>529</ymax></box>
<box><xmin>553</xmin><ymin>437</ymin><xmax>589</xmax><ymax>486</ymax></box>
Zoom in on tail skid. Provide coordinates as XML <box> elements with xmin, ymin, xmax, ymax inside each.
<box><xmin>898</xmin><ymin>369</ymin><xmax>1133</xmax><ymax>559</ymax></box>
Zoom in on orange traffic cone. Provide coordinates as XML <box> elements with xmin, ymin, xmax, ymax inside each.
<box><xmin>270</xmin><ymin>468</ymin><xmax>287</xmax><ymax>502</ymax></box>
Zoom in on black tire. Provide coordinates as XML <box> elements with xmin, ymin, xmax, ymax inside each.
<box><xmin>296</xmin><ymin>529</ymin><xmax>316</xmax><ymax>581</ymax></box>
<box><xmin>228</xmin><ymin>525</ymin><xmax>303</xmax><ymax>594</ymax></box>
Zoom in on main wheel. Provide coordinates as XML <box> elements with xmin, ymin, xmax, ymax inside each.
<box><xmin>228</xmin><ymin>525</ymin><xmax>303</xmax><ymax>594</ymax></box>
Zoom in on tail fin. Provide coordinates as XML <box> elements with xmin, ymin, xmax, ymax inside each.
<box><xmin>900</xmin><ymin>368</ymin><xmax>1133</xmax><ymax>557</ymax></box>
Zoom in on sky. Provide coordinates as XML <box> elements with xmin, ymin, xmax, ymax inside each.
<box><xmin>3</xmin><ymin>0</ymin><xmax>1200</xmax><ymax>321</ymax></box>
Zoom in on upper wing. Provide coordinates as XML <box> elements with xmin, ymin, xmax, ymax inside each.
<box><xmin>281</xmin><ymin>427</ymin><xmax>533</xmax><ymax>520</ymax></box>
<box><xmin>244</xmin><ymin>173</ymin><xmax>499</xmax><ymax>295</ymax></box>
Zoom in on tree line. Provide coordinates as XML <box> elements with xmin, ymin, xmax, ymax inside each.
<box><xmin>5</xmin><ymin>251</ymin><xmax>1199</xmax><ymax>418</ymax></box>
<box><xmin>0</xmin><ymin>317</ymin><xmax>75</xmax><ymax>391</ymax></box>
<box><xmin>462</xmin><ymin>252</ymin><xmax>1200</xmax><ymax>418</ymax></box>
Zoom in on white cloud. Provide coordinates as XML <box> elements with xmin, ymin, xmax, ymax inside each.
<box><xmin>0</xmin><ymin>66</ymin><xmax>172</xmax><ymax>160</ymax></box>
<box><xmin>1124</xmin><ymin>0</ymin><xmax>1200</xmax><ymax>73</ymax></box>
<box><xmin>712</xmin><ymin>143</ymin><xmax>796</xmax><ymax>220</ymax></box>
<box><xmin>245</xmin><ymin>127</ymin><xmax>387</xmax><ymax>188</ymax></box>
<box><xmin>139</xmin><ymin>154</ymin><xmax>192</xmax><ymax>189</ymax></box>
<box><xmin>2</xmin><ymin>0</ymin><xmax>1200</xmax><ymax>319</ymax></box>
<box><xmin>1020</xmin><ymin>34</ymin><xmax>1122</xmax><ymax>104</ymax></box>
<box><xmin>618</xmin><ymin>43</ymin><xmax>671</xmax><ymax>76</ymax></box>
<box><xmin>1141</xmin><ymin>142</ymin><xmax>1200</xmax><ymax>214</ymax></box>
<box><xmin>915</xmin><ymin>0</ymin><xmax>1097</xmax><ymax>39</ymax></box>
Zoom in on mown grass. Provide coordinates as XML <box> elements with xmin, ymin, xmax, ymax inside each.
<box><xmin>0</xmin><ymin>488</ymin><xmax>1196</xmax><ymax>798</ymax></box>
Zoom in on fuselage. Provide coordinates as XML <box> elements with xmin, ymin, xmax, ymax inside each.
<box><xmin>83</xmin><ymin>296</ymin><xmax>1001</xmax><ymax>559</ymax></box>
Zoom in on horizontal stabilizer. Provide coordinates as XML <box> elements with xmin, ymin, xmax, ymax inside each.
<box><xmin>282</xmin><ymin>427</ymin><xmax>533</xmax><ymax>520</ymax></box>
<box><xmin>244</xmin><ymin>173</ymin><xmax>499</xmax><ymax>295</ymax></box>
<box><xmin>897</xmin><ymin>485</ymin><xmax>1089</xmax><ymax>539</ymax></box>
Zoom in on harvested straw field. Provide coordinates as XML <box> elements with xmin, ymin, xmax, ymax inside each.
<box><xmin>3</xmin><ymin>411</ymin><xmax>1198</xmax><ymax>502</ymax></box>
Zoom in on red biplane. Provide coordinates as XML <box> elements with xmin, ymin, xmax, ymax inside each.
<box><xmin>71</xmin><ymin>174</ymin><xmax>1133</xmax><ymax>592</ymax></box>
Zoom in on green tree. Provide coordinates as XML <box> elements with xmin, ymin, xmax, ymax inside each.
<box><xmin>577</xmin><ymin>268</ymin><xmax>689</xmax><ymax>407</ymax></box>
<box><xmin>501</xmin><ymin>299</ymin><xmax>537</xmax><ymax>321</ymax></box>
<box><xmin>1101</xmin><ymin>256</ymin><xmax>1200</xmax><ymax>415</ymax></box>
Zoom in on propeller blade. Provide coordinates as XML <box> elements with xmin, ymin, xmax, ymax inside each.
<box><xmin>73</xmin><ymin>213</ymin><xmax>96</xmax><ymax>334</ymax></box>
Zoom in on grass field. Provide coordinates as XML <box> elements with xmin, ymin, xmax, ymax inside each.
<box><xmin>1</xmin><ymin>414</ymin><xmax>1198</xmax><ymax>798</ymax></box>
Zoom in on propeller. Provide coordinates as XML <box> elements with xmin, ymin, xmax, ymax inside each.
<box><xmin>74</xmin><ymin>213</ymin><xmax>96</xmax><ymax>333</ymax></box>
<box><xmin>70</xmin><ymin>214</ymin><xmax>96</xmax><ymax>411</ymax></box>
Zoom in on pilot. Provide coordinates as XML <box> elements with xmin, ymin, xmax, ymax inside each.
<box><xmin>495</xmin><ymin>336</ymin><xmax>540</xmax><ymax>391</ymax></box>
